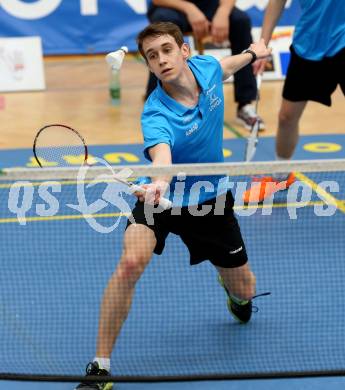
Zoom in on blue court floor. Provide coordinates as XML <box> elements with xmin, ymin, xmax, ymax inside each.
<box><xmin>1</xmin><ymin>135</ymin><xmax>345</xmax><ymax>390</ymax></box>
<box><xmin>2</xmin><ymin>376</ymin><xmax>345</xmax><ymax>390</ymax></box>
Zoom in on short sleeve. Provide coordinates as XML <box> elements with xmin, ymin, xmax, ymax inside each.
<box><xmin>141</xmin><ymin>107</ymin><xmax>174</xmax><ymax>161</ymax></box>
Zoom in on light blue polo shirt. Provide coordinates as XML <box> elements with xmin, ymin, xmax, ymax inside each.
<box><xmin>141</xmin><ymin>55</ymin><xmax>229</xmax><ymax>207</ymax></box>
<box><xmin>293</xmin><ymin>0</ymin><xmax>345</xmax><ymax>60</ymax></box>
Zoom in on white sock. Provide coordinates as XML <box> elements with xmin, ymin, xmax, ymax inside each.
<box><xmin>93</xmin><ymin>357</ymin><xmax>111</xmax><ymax>373</ymax></box>
<box><xmin>273</xmin><ymin>154</ymin><xmax>290</xmax><ymax>181</ymax></box>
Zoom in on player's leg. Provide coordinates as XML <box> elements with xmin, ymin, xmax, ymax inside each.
<box><xmin>180</xmin><ymin>191</ymin><xmax>262</xmax><ymax>324</ymax></box>
<box><xmin>218</xmin><ymin>265</ymin><xmax>271</xmax><ymax>324</ymax></box>
<box><xmin>75</xmin><ymin>224</ymin><xmax>156</xmax><ymax>390</ymax></box>
<box><xmin>217</xmin><ymin>263</ymin><xmax>256</xmax><ymax>324</ymax></box>
<box><xmin>96</xmin><ymin>224</ymin><xmax>157</xmax><ymax>357</ymax></box>
<box><xmin>276</xmin><ymin>98</ymin><xmax>307</xmax><ymax>159</ymax></box>
<box><xmin>210</xmin><ymin>192</ymin><xmax>264</xmax><ymax>323</ymax></box>
<box><xmin>276</xmin><ymin>44</ymin><xmax>341</xmax><ymax>161</ymax></box>
<box><xmin>217</xmin><ymin>263</ymin><xmax>256</xmax><ymax>302</ymax></box>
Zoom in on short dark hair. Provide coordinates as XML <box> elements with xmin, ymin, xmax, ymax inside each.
<box><xmin>137</xmin><ymin>22</ymin><xmax>185</xmax><ymax>59</ymax></box>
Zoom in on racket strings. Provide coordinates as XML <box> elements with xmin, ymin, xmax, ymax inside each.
<box><xmin>33</xmin><ymin>124</ymin><xmax>87</xmax><ymax>167</ymax></box>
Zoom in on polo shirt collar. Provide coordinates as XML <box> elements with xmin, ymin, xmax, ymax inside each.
<box><xmin>156</xmin><ymin>61</ymin><xmax>209</xmax><ymax>116</ymax></box>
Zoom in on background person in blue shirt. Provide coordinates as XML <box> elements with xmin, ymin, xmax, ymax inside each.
<box><xmin>243</xmin><ymin>0</ymin><xmax>345</xmax><ymax>204</ymax></box>
<box><xmin>145</xmin><ymin>0</ymin><xmax>266</xmax><ymax>130</ymax></box>
<box><xmin>76</xmin><ymin>22</ymin><xmax>271</xmax><ymax>390</ymax></box>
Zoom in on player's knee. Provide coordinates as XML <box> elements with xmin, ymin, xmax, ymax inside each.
<box><xmin>279</xmin><ymin>107</ymin><xmax>298</xmax><ymax>128</ymax></box>
<box><xmin>118</xmin><ymin>254</ymin><xmax>150</xmax><ymax>283</ymax></box>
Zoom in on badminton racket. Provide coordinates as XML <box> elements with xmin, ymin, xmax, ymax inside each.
<box><xmin>32</xmin><ymin>123</ymin><xmax>172</xmax><ymax>209</ymax></box>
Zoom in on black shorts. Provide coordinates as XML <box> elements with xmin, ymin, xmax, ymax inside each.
<box><xmin>126</xmin><ymin>191</ymin><xmax>248</xmax><ymax>268</ymax></box>
<box><xmin>283</xmin><ymin>45</ymin><xmax>345</xmax><ymax>106</ymax></box>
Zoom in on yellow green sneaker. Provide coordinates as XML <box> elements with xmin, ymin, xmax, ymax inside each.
<box><xmin>218</xmin><ymin>275</ymin><xmax>270</xmax><ymax>324</ymax></box>
<box><xmin>75</xmin><ymin>362</ymin><xmax>113</xmax><ymax>390</ymax></box>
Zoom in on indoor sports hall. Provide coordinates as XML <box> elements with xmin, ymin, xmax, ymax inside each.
<box><xmin>0</xmin><ymin>1</ymin><xmax>344</xmax><ymax>390</ymax></box>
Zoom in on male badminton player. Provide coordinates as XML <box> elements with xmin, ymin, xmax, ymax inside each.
<box><xmin>76</xmin><ymin>22</ymin><xmax>271</xmax><ymax>389</ymax></box>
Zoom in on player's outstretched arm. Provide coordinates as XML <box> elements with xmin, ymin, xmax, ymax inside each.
<box><xmin>220</xmin><ymin>39</ymin><xmax>271</xmax><ymax>80</ymax></box>
<box><xmin>135</xmin><ymin>143</ymin><xmax>172</xmax><ymax>205</ymax></box>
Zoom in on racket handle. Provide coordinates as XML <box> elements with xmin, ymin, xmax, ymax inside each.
<box><xmin>130</xmin><ymin>184</ymin><xmax>172</xmax><ymax>210</ymax></box>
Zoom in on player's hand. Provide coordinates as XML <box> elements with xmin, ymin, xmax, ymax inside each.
<box><xmin>185</xmin><ymin>4</ymin><xmax>210</xmax><ymax>40</ymax></box>
<box><xmin>252</xmin><ymin>58</ymin><xmax>267</xmax><ymax>75</ymax></box>
<box><xmin>134</xmin><ymin>181</ymin><xmax>169</xmax><ymax>205</ymax></box>
<box><xmin>249</xmin><ymin>38</ymin><xmax>272</xmax><ymax>59</ymax></box>
<box><xmin>211</xmin><ymin>6</ymin><xmax>229</xmax><ymax>44</ymax></box>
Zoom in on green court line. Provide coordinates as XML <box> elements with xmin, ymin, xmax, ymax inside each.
<box><xmin>223</xmin><ymin>120</ymin><xmax>243</xmax><ymax>138</ymax></box>
<box><xmin>1</xmin><ymin>200</ymin><xmax>343</xmax><ymax>224</ymax></box>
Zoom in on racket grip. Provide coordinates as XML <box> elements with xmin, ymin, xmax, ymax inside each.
<box><xmin>130</xmin><ymin>184</ymin><xmax>172</xmax><ymax>210</ymax></box>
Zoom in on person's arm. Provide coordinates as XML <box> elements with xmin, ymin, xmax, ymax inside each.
<box><xmin>253</xmin><ymin>0</ymin><xmax>287</xmax><ymax>74</ymax></box>
<box><xmin>219</xmin><ymin>0</ymin><xmax>235</xmax><ymax>14</ymax></box>
<box><xmin>261</xmin><ymin>0</ymin><xmax>287</xmax><ymax>45</ymax></box>
<box><xmin>149</xmin><ymin>142</ymin><xmax>172</xmax><ymax>184</ymax></box>
<box><xmin>211</xmin><ymin>0</ymin><xmax>235</xmax><ymax>44</ymax></box>
<box><xmin>220</xmin><ymin>38</ymin><xmax>271</xmax><ymax>80</ymax></box>
<box><xmin>136</xmin><ymin>143</ymin><xmax>172</xmax><ymax>204</ymax></box>
<box><xmin>152</xmin><ymin>0</ymin><xmax>209</xmax><ymax>39</ymax></box>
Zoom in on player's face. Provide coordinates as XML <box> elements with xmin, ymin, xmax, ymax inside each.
<box><xmin>143</xmin><ymin>34</ymin><xmax>190</xmax><ymax>82</ymax></box>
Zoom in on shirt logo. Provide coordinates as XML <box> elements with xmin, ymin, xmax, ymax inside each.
<box><xmin>183</xmin><ymin>114</ymin><xmax>194</xmax><ymax>124</ymax></box>
<box><xmin>206</xmin><ymin>84</ymin><xmax>216</xmax><ymax>96</ymax></box>
<box><xmin>206</xmin><ymin>84</ymin><xmax>222</xmax><ymax>112</ymax></box>
<box><xmin>209</xmin><ymin>93</ymin><xmax>222</xmax><ymax>112</ymax></box>
<box><xmin>185</xmin><ymin>122</ymin><xmax>199</xmax><ymax>136</ymax></box>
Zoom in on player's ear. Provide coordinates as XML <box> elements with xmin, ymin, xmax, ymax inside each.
<box><xmin>181</xmin><ymin>42</ymin><xmax>191</xmax><ymax>59</ymax></box>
